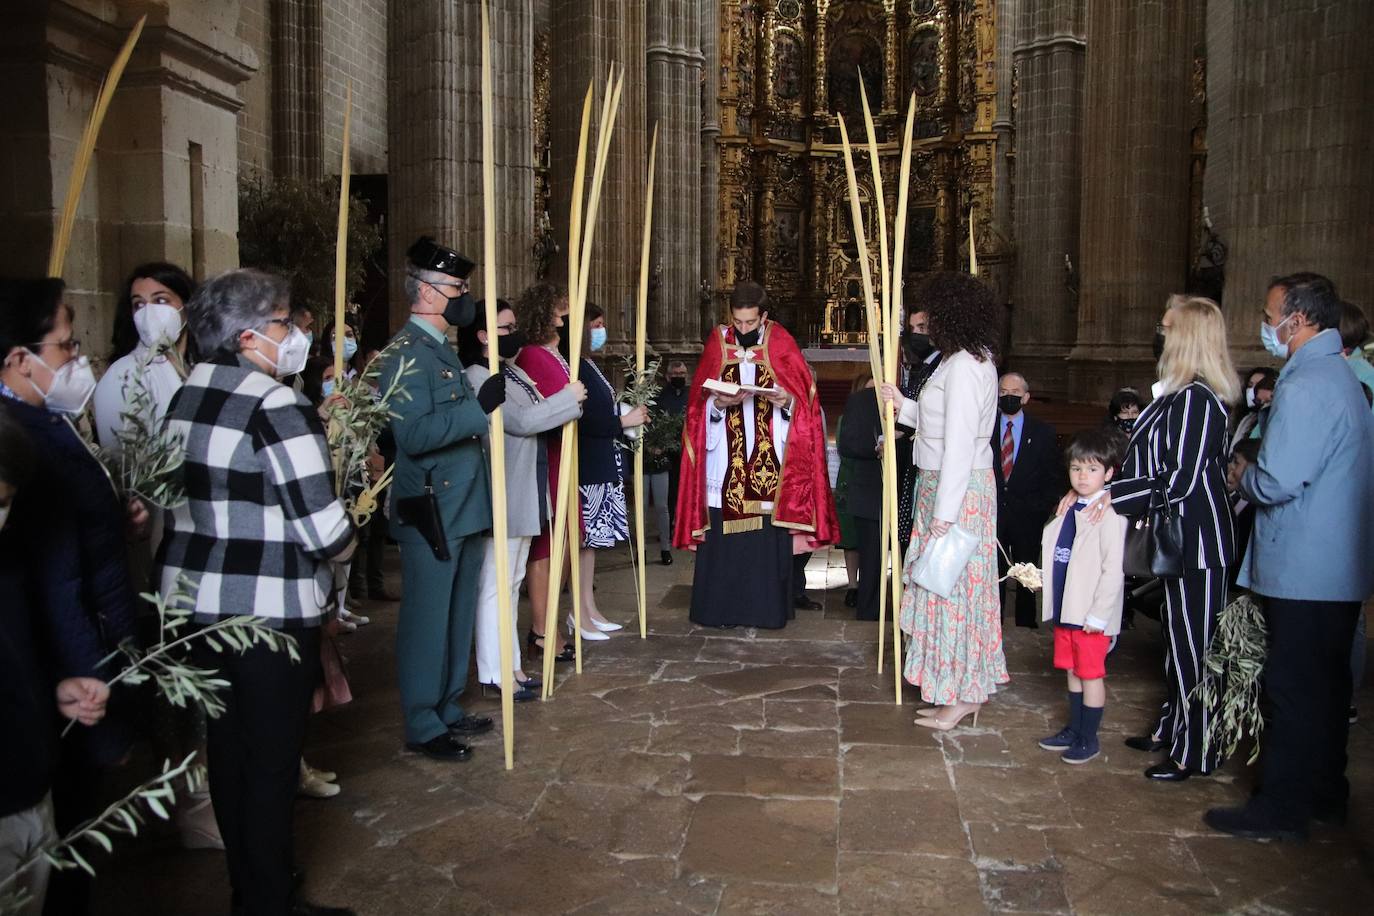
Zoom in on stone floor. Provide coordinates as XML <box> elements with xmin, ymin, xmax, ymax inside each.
<box><xmin>94</xmin><ymin>546</ymin><xmax>1374</xmax><ymax>915</ymax></box>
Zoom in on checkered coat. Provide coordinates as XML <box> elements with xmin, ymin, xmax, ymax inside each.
<box><xmin>156</xmin><ymin>355</ymin><xmax>355</xmax><ymax>627</ymax></box>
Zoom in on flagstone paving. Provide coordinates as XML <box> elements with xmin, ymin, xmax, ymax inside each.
<box><xmin>94</xmin><ymin>548</ymin><xmax>1374</xmax><ymax>914</ymax></box>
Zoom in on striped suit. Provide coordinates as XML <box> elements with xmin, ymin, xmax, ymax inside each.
<box><xmin>1110</xmin><ymin>381</ymin><xmax>1235</xmax><ymax>773</ymax></box>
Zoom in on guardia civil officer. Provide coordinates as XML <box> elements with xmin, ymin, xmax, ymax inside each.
<box><xmin>383</xmin><ymin>237</ymin><xmax>506</xmax><ymax>761</ymax></box>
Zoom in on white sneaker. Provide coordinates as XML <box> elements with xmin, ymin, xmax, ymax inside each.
<box><xmin>566</xmin><ymin>614</ymin><xmax>611</xmax><ymax>641</ymax></box>
<box><xmin>339</xmin><ymin>608</ymin><xmax>370</xmax><ymax>626</ymax></box>
<box><xmin>298</xmin><ymin>761</ymin><xmax>341</xmax><ymax>798</ymax></box>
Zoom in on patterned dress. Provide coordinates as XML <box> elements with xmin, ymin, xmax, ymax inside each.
<box><xmin>579</xmin><ymin>359</ymin><xmax>629</xmax><ymax>549</ymax></box>
<box><xmin>899</xmin><ymin>468</ymin><xmax>1008</xmax><ymax>704</ymax></box>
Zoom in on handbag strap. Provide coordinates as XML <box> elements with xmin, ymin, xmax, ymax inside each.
<box><xmin>422</xmin><ymin>469</ymin><xmax>434</xmax><ymax>494</ymax></box>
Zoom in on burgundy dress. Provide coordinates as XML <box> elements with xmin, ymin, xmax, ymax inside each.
<box><xmin>515</xmin><ymin>344</ymin><xmax>577</xmax><ymax>561</ymax></box>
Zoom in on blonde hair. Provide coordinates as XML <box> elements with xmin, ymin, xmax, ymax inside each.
<box><xmin>1158</xmin><ymin>295</ymin><xmax>1241</xmax><ymax>405</ymax></box>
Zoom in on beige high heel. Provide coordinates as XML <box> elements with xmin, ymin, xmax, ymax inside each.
<box><xmin>915</xmin><ymin>706</ymin><xmax>942</xmax><ymax>719</ymax></box>
<box><xmin>915</xmin><ymin>702</ymin><xmax>981</xmax><ymax>731</ymax></box>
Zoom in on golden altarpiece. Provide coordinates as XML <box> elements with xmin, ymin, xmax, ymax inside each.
<box><xmin>716</xmin><ymin>0</ymin><xmax>1002</xmax><ymax>347</ymax></box>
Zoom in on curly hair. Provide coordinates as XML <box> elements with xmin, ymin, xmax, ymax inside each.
<box><xmin>515</xmin><ymin>281</ymin><xmax>567</xmax><ymax>346</ymax></box>
<box><xmin>916</xmin><ymin>272</ymin><xmax>1002</xmax><ymax>361</ymax></box>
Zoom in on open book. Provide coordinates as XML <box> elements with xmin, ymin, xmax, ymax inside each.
<box><xmin>702</xmin><ymin>377</ymin><xmax>783</xmax><ymax>398</ymax></box>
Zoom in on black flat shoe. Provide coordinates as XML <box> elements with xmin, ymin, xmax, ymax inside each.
<box><xmin>793</xmin><ymin>595</ymin><xmax>822</xmax><ymax>611</ymax></box>
<box><xmin>1144</xmin><ymin>759</ymin><xmax>1193</xmax><ymax>781</ymax></box>
<box><xmin>405</xmin><ymin>734</ymin><xmax>472</xmax><ymax>761</ymax></box>
<box><xmin>660</xmin><ymin>550</ymin><xmax>673</xmax><ymax>566</ymax></box>
<box><xmin>1125</xmin><ymin>735</ymin><xmax>1167</xmax><ymax>753</ymax></box>
<box><xmin>480</xmin><ymin>682</ymin><xmax>538</xmax><ymax>703</ymax></box>
<box><xmin>1203</xmin><ymin>805</ymin><xmax>1307</xmax><ymax>842</ymax></box>
<box><xmin>843</xmin><ymin>588</ymin><xmax>858</xmax><ymax>608</ymax></box>
<box><xmin>527</xmin><ymin>630</ymin><xmax>575</xmax><ymax>662</ymax></box>
<box><xmin>448</xmin><ymin>714</ymin><xmax>494</xmax><ymax>736</ymax></box>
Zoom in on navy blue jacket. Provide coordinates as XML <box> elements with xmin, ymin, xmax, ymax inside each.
<box><xmin>577</xmin><ymin>359</ymin><xmax>625</xmax><ymax>485</ymax></box>
<box><xmin>1</xmin><ymin>398</ymin><xmax>137</xmax><ymax>764</ymax></box>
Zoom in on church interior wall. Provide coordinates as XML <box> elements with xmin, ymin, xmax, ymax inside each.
<box><xmin>322</xmin><ymin>0</ymin><xmax>388</xmax><ymax>176</ymax></box>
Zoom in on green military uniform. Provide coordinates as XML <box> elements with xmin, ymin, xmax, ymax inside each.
<box><xmin>384</xmin><ymin>279</ymin><xmax>492</xmax><ymax>747</ymax></box>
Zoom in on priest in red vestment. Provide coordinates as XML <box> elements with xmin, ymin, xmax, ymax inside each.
<box><xmin>674</xmin><ymin>281</ymin><xmax>838</xmax><ymax>628</ymax></box>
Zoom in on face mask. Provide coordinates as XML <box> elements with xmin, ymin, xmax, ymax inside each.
<box><xmin>304</xmin><ymin>330</ymin><xmax>314</xmax><ymax>349</ymax></box>
<box><xmin>133</xmin><ymin>303</ymin><xmax>184</xmax><ymax>350</ymax></box>
<box><xmin>669</xmin><ymin>377</ymin><xmax>686</xmax><ymax>392</ymax></box>
<box><xmin>0</xmin><ymin>505</ymin><xmax>9</xmax><ymax>533</ymax></box>
<box><xmin>902</xmin><ymin>331</ymin><xmax>933</xmax><ymax>364</ymax></box>
<box><xmin>321</xmin><ymin>379</ymin><xmax>335</xmax><ymax>399</ymax></box>
<box><xmin>1114</xmin><ymin>416</ymin><xmax>1136</xmax><ymax>434</ymax></box>
<box><xmin>555</xmin><ymin>321</ymin><xmax>571</xmax><ymax>357</ymax></box>
<box><xmin>735</xmin><ymin>328</ymin><xmax>760</xmax><ymax>348</ymax></box>
<box><xmin>1152</xmin><ymin>332</ymin><xmax>1166</xmax><ymax>361</ymax></box>
<box><xmin>496</xmin><ymin>330</ymin><xmax>526</xmax><ymax>361</ymax></box>
<box><xmin>998</xmin><ymin>394</ymin><xmax>1023</xmax><ymax>416</ymax></box>
<box><xmin>338</xmin><ymin>337</ymin><xmax>358</xmax><ymax>361</ymax></box>
<box><xmin>250</xmin><ymin>326</ymin><xmax>310</xmax><ymax>378</ymax></box>
<box><xmin>1245</xmin><ymin>386</ymin><xmax>1256</xmax><ymax>409</ymax></box>
<box><xmin>25</xmin><ymin>350</ymin><xmax>97</xmax><ymax>415</ymax></box>
<box><xmin>1260</xmin><ymin>315</ymin><xmax>1293</xmax><ymax>359</ymax></box>
<box><xmin>589</xmin><ymin>327</ymin><xmax>608</xmax><ymax>352</ymax></box>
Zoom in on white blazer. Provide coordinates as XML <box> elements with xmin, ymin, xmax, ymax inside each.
<box><xmin>897</xmin><ymin>349</ymin><xmax>997</xmax><ymax>522</ymax></box>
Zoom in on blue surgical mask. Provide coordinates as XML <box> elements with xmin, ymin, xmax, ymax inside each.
<box><xmin>339</xmin><ymin>337</ymin><xmax>358</xmax><ymax>361</ymax></box>
<box><xmin>304</xmin><ymin>331</ymin><xmax>314</xmax><ymax>349</ymax></box>
<box><xmin>589</xmin><ymin>327</ymin><xmax>608</xmax><ymax>352</ymax></box>
<box><xmin>321</xmin><ymin>379</ymin><xmax>335</xmax><ymax>399</ymax></box>
<box><xmin>1260</xmin><ymin>315</ymin><xmax>1293</xmax><ymax>359</ymax></box>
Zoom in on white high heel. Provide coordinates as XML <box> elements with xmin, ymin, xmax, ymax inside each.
<box><xmin>590</xmin><ymin>617</ymin><xmax>623</xmax><ymax>632</ymax></box>
<box><xmin>567</xmin><ymin>614</ymin><xmax>611</xmax><ymax>641</ymax></box>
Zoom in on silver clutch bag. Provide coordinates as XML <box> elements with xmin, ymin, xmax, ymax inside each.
<box><xmin>910</xmin><ymin>524</ymin><xmax>979</xmax><ymax>599</ymax></box>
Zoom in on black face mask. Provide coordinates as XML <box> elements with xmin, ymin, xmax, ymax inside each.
<box><xmin>496</xmin><ymin>330</ymin><xmax>526</xmax><ymax>361</ymax></box>
<box><xmin>902</xmin><ymin>331</ymin><xmax>933</xmax><ymax>364</ymax></box>
<box><xmin>437</xmin><ymin>289</ymin><xmax>476</xmax><ymax>328</ymax></box>
<box><xmin>668</xmin><ymin>377</ymin><xmax>687</xmax><ymax>392</ymax></box>
<box><xmin>735</xmin><ymin>328</ymin><xmax>760</xmax><ymax>348</ymax></box>
<box><xmin>555</xmin><ymin>322</ymin><xmax>571</xmax><ymax>358</ymax></box>
<box><xmin>998</xmin><ymin>394</ymin><xmax>1024</xmax><ymax>416</ymax></box>
<box><xmin>1152</xmin><ymin>331</ymin><xmax>1166</xmax><ymax>360</ymax></box>
<box><xmin>1114</xmin><ymin>416</ymin><xmax>1136</xmax><ymax>434</ymax></box>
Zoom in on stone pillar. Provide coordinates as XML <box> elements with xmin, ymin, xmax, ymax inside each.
<box><xmin>387</xmin><ymin>0</ymin><xmax>535</xmax><ymax>332</ymax></box>
<box><xmin>698</xmin><ymin>0</ymin><xmax>721</xmax><ymax>345</ymax></box>
<box><xmin>992</xmin><ymin>0</ymin><xmax>1017</xmax><ymax>255</ymax></box>
<box><xmin>271</xmin><ymin>0</ymin><xmax>324</xmax><ymax>180</ymax></box>
<box><xmin>1070</xmin><ymin>0</ymin><xmax>1194</xmax><ymax>403</ymax></box>
<box><xmin>0</xmin><ymin>1</ymin><xmax>254</xmax><ymax>351</ymax></box>
<box><xmin>1208</xmin><ymin>0</ymin><xmax>1374</xmax><ymax>364</ymax></box>
<box><xmin>647</xmin><ymin>0</ymin><xmax>703</xmax><ymax>357</ymax></box>
<box><xmin>1009</xmin><ymin>0</ymin><xmax>1085</xmax><ymax>397</ymax></box>
<box><xmin>548</xmin><ymin>0</ymin><xmax>647</xmax><ymax>355</ymax></box>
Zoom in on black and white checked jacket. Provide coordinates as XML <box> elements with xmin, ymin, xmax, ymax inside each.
<box><xmin>156</xmin><ymin>355</ymin><xmax>354</xmax><ymax>628</ymax></box>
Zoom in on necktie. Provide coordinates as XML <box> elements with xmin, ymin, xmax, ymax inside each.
<box><xmin>1001</xmin><ymin>420</ymin><xmax>1015</xmax><ymax>479</ymax></box>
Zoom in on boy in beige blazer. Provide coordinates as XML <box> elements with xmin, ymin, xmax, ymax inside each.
<box><xmin>1037</xmin><ymin>428</ymin><xmax>1127</xmax><ymax>764</ymax></box>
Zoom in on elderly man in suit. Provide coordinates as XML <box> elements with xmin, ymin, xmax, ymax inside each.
<box><xmin>1206</xmin><ymin>273</ymin><xmax>1374</xmax><ymax>841</ymax></box>
<box><xmin>992</xmin><ymin>372</ymin><xmax>1061</xmax><ymax>627</ymax></box>
<box><xmin>383</xmin><ymin>237</ymin><xmax>508</xmax><ymax>762</ymax></box>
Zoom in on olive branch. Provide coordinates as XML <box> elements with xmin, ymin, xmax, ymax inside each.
<box><xmin>324</xmin><ymin>342</ymin><xmax>416</xmax><ymax>526</ymax></box>
<box><xmin>1192</xmin><ymin>592</ymin><xmax>1268</xmax><ymax>764</ymax></box>
<box><xmin>98</xmin><ymin>346</ymin><xmax>187</xmax><ymax>510</ymax></box>
<box><xmin>617</xmin><ymin>355</ymin><xmax>661</xmax><ymax>454</ymax></box>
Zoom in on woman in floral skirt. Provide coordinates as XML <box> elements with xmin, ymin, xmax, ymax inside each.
<box><xmin>881</xmin><ymin>272</ymin><xmax>1007</xmax><ymax>730</ymax></box>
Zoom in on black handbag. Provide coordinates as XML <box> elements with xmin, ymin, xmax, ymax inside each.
<box><xmin>395</xmin><ymin>470</ymin><xmax>450</xmax><ymax>561</ymax></box>
<box><xmin>1123</xmin><ymin>485</ymin><xmax>1184</xmax><ymax>578</ymax></box>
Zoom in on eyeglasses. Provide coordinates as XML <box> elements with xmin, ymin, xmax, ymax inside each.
<box><xmin>1154</xmin><ymin>324</ymin><xmax>1167</xmax><ymax>336</ymax></box>
<box><xmin>28</xmin><ymin>338</ymin><xmax>81</xmax><ymax>357</ymax></box>
<box><xmin>495</xmin><ymin>322</ymin><xmax>518</xmax><ymax>333</ymax></box>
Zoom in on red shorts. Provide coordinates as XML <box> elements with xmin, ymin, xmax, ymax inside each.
<box><xmin>1053</xmin><ymin>627</ymin><xmax>1110</xmax><ymax>680</ymax></box>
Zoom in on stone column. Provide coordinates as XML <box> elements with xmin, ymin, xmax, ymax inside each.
<box><xmin>647</xmin><ymin>0</ymin><xmax>703</xmax><ymax>357</ymax></box>
<box><xmin>698</xmin><ymin>0</ymin><xmax>721</xmax><ymax>344</ymax></box>
<box><xmin>992</xmin><ymin>0</ymin><xmax>1017</xmax><ymax>253</ymax></box>
<box><xmin>387</xmin><ymin>0</ymin><xmax>535</xmax><ymax>332</ymax></box>
<box><xmin>548</xmin><ymin>0</ymin><xmax>647</xmax><ymax>356</ymax></box>
<box><xmin>1009</xmin><ymin>0</ymin><xmax>1085</xmax><ymax>398</ymax></box>
<box><xmin>1070</xmin><ymin>0</ymin><xmax>1194</xmax><ymax>403</ymax></box>
<box><xmin>271</xmin><ymin>0</ymin><xmax>324</xmax><ymax>180</ymax></box>
<box><xmin>1208</xmin><ymin>0</ymin><xmax>1374</xmax><ymax>364</ymax></box>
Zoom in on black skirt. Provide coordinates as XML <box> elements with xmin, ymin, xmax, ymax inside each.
<box><xmin>689</xmin><ymin>508</ymin><xmax>795</xmax><ymax>629</ymax></box>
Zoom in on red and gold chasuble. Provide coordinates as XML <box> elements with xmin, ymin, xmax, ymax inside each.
<box><xmin>720</xmin><ymin>345</ymin><xmax>781</xmax><ymax>532</ymax></box>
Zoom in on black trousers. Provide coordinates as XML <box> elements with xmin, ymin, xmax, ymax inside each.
<box><xmin>1255</xmin><ymin>597</ymin><xmax>1360</xmax><ymax>825</ymax></box>
<box><xmin>1154</xmin><ymin>568</ymin><xmax>1225</xmax><ymax>773</ymax></box>
<box><xmin>854</xmin><ymin>516</ymin><xmax>882</xmax><ymax>621</ymax></box>
<box><xmin>997</xmin><ymin>528</ymin><xmax>1040</xmax><ymax>628</ymax></box>
<box><xmin>197</xmin><ymin>626</ymin><xmax>321</xmax><ymax>916</ymax></box>
<box><xmin>348</xmin><ymin>513</ymin><xmax>387</xmax><ymax>595</ymax></box>
<box><xmin>792</xmin><ymin>551</ymin><xmax>812</xmax><ymax>601</ymax></box>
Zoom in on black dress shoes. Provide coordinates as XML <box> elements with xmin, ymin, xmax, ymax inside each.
<box><xmin>448</xmin><ymin>714</ymin><xmax>494</xmax><ymax>736</ymax></box>
<box><xmin>405</xmin><ymin>734</ymin><xmax>472</xmax><ymax>761</ymax></box>
<box><xmin>661</xmin><ymin>550</ymin><xmax>673</xmax><ymax>566</ymax></box>
<box><xmin>1204</xmin><ymin>805</ymin><xmax>1307</xmax><ymax>842</ymax></box>
<box><xmin>1144</xmin><ymin>759</ymin><xmax>1193</xmax><ymax>781</ymax></box>
<box><xmin>1124</xmin><ymin>735</ymin><xmax>1168</xmax><ymax>753</ymax></box>
<box><xmin>843</xmin><ymin>588</ymin><xmax>858</xmax><ymax>608</ymax></box>
<box><xmin>793</xmin><ymin>595</ymin><xmax>822</xmax><ymax>611</ymax></box>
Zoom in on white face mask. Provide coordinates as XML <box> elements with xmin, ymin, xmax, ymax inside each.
<box><xmin>25</xmin><ymin>350</ymin><xmax>97</xmax><ymax>415</ymax></box>
<box><xmin>1245</xmin><ymin>386</ymin><xmax>1256</xmax><ymax>409</ymax></box>
<box><xmin>133</xmin><ymin>303</ymin><xmax>185</xmax><ymax>350</ymax></box>
<box><xmin>249</xmin><ymin>326</ymin><xmax>310</xmax><ymax>378</ymax></box>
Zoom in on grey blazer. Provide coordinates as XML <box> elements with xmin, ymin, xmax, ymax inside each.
<box><xmin>1238</xmin><ymin>329</ymin><xmax>1374</xmax><ymax>602</ymax></box>
<box><xmin>465</xmin><ymin>362</ymin><xmax>583</xmax><ymax>538</ymax></box>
